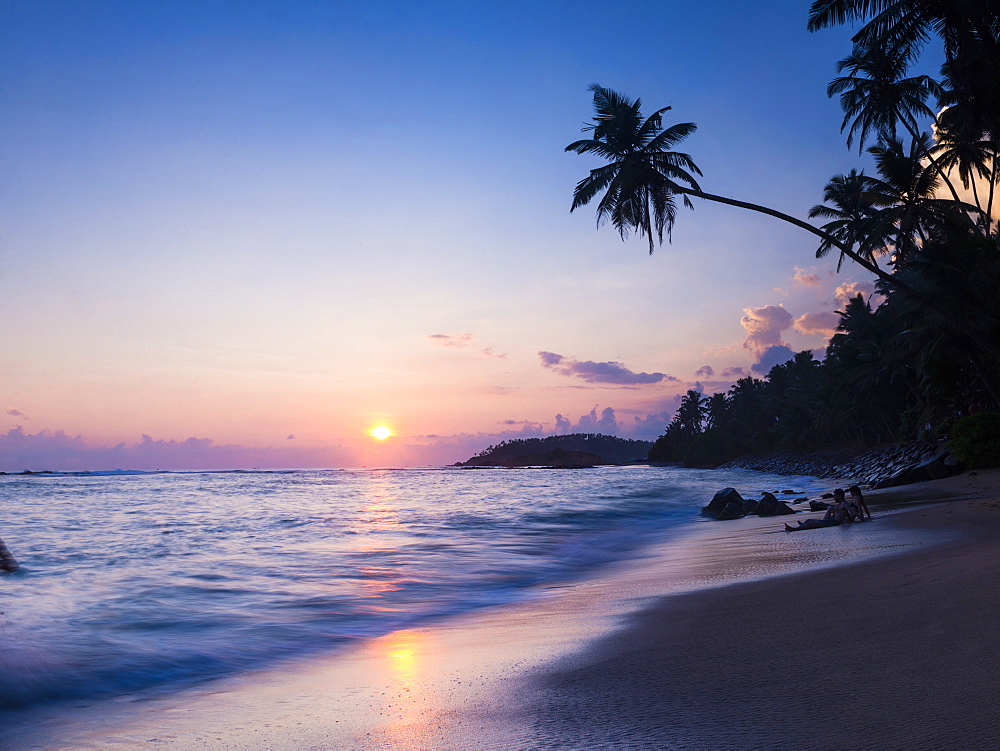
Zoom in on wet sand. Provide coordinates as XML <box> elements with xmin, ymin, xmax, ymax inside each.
<box><xmin>2</xmin><ymin>470</ymin><xmax>998</xmax><ymax>749</ymax></box>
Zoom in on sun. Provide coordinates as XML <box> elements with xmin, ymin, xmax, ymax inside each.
<box><xmin>370</xmin><ymin>425</ymin><xmax>393</xmax><ymax>440</ymax></box>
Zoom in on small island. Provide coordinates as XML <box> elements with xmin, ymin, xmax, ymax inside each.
<box><xmin>456</xmin><ymin>433</ymin><xmax>652</xmax><ymax>468</ymax></box>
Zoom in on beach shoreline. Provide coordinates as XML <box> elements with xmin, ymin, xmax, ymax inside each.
<box><xmin>3</xmin><ymin>469</ymin><xmax>998</xmax><ymax>749</ymax></box>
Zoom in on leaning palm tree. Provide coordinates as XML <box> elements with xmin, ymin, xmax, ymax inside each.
<box><xmin>565</xmin><ymin>84</ymin><xmax>702</xmax><ymax>254</ymax></box>
<box><xmin>566</xmin><ymin>84</ymin><xmax>996</xmax><ymax>354</ymax></box>
<box><xmin>569</xmin><ymin>85</ymin><xmax>905</xmax><ymax>289</ymax></box>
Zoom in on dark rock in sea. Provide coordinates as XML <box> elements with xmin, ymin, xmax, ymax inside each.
<box><xmin>810</xmin><ymin>500</ymin><xmax>832</xmax><ymax>512</ymax></box>
<box><xmin>0</xmin><ymin>537</ymin><xmax>19</xmax><ymax>573</ymax></box>
<box><xmin>756</xmin><ymin>492</ymin><xmax>795</xmax><ymax>516</ymax></box>
<box><xmin>703</xmin><ymin>487</ymin><xmax>745</xmax><ymax>519</ymax></box>
<box><xmin>821</xmin><ymin>493</ymin><xmax>834</xmax><ymax>499</ymax></box>
<box><xmin>739</xmin><ymin>496</ymin><xmax>760</xmax><ymax>515</ymax></box>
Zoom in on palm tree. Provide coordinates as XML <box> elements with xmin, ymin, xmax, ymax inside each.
<box><xmin>807</xmin><ymin>1</ymin><xmax>1000</xmax><ymax>138</ymax></box>
<box><xmin>932</xmin><ymin>118</ymin><xmax>999</xmax><ymax>232</ymax></box>
<box><xmin>809</xmin><ymin>169</ymin><xmax>892</xmax><ymax>269</ymax></box>
<box><xmin>866</xmin><ymin>134</ymin><xmax>967</xmax><ymax>263</ymax></box>
<box><xmin>827</xmin><ymin>45</ymin><xmax>941</xmax><ymax>153</ymax></box>
<box><xmin>567</xmin><ymin>85</ymin><xmax>936</xmax><ymax>300</ymax></box>
<box><xmin>825</xmin><ymin>44</ymin><xmax>967</xmax><ymax>208</ymax></box>
<box><xmin>565</xmin><ymin>84</ymin><xmax>702</xmax><ymax>254</ymax></box>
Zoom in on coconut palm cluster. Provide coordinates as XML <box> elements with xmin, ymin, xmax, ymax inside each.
<box><xmin>569</xmin><ymin>1</ymin><xmax>1000</xmax><ymax>462</ymax></box>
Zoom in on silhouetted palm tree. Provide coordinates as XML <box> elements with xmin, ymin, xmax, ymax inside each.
<box><xmin>809</xmin><ymin>169</ymin><xmax>891</xmax><ymax>269</ymax></box>
<box><xmin>565</xmin><ymin>84</ymin><xmax>702</xmax><ymax>254</ymax></box>
<box><xmin>568</xmin><ymin>85</ymin><xmax>910</xmax><ymax>289</ymax></box>
<box><xmin>828</xmin><ymin>45</ymin><xmax>940</xmax><ymax>152</ymax></box>
<box><xmin>808</xmin><ymin>1</ymin><xmax>1000</xmax><ymax>138</ymax></box>
<box><xmin>826</xmin><ymin>44</ymin><xmax>966</xmax><ymax>207</ymax></box>
<box><xmin>867</xmin><ymin>135</ymin><xmax>961</xmax><ymax>262</ymax></box>
<box><xmin>933</xmin><ymin>120</ymin><xmax>999</xmax><ymax>231</ymax></box>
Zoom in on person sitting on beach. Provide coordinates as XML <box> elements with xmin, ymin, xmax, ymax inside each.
<box><xmin>848</xmin><ymin>484</ymin><xmax>871</xmax><ymax>520</ymax></box>
<box><xmin>784</xmin><ymin>489</ymin><xmax>853</xmax><ymax>532</ymax></box>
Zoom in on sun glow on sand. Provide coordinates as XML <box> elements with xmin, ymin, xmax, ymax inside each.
<box><xmin>370</xmin><ymin>425</ymin><xmax>394</xmax><ymax>440</ymax></box>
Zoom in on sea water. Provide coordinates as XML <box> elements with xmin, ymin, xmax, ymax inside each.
<box><xmin>0</xmin><ymin>465</ymin><xmax>828</xmax><ymax>712</ymax></box>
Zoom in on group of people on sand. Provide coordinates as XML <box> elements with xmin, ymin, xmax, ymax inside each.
<box><xmin>785</xmin><ymin>485</ymin><xmax>871</xmax><ymax>532</ymax></box>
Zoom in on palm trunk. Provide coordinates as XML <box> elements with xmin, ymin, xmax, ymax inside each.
<box><xmin>673</xmin><ymin>185</ymin><xmax>1000</xmax><ymax>360</ymax></box>
<box><xmin>988</xmin><ymin>150</ymin><xmax>998</xmax><ymax>238</ymax></box>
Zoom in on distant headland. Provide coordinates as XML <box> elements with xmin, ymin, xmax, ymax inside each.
<box><xmin>456</xmin><ymin>433</ymin><xmax>652</xmax><ymax>468</ymax></box>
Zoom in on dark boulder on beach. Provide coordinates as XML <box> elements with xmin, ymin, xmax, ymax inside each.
<box><xmin>756</xmin><ymin>492</ymin><xmax>796</xmax><ymax>516</ymax></box>
<box><xmin>717</xmin><ymin>501</ymin><xmax>745</xmax><ymax>521</ymax></box>
<box><xmin>810</xmin><ymin>500</ymin><xmax>832</xmax><ymax>512</ymax></box>
<box><xmin>702</xmin><ymin>488</ymin><xmax>745</xmax><ymax>519</ymax></box>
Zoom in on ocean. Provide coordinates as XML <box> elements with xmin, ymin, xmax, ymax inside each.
<box><xmin>0</xmin><ymin>465</ymin><xmax>829</xmax><ymax>714</ymax></box>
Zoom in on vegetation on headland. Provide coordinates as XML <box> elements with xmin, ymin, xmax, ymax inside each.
<box><xmin>568</xmin><ymin>2</ymin><xmax>1000</xmax><ymax>467</ymax></box>
<box><xmin>457</xmin><ymin>434</ymin><xmax>652</xmax><ymax>467</ymax></box>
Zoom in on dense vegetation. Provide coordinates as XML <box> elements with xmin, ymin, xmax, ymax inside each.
<box><xmin>568</xmin><ymin>2</ymin><xmax>1000</xmax><ymax>466</ymax></box>
<box><xmin>459</xmin><ymin>434</ymin><xmax>652</xmax><ymax>466</ymax></box>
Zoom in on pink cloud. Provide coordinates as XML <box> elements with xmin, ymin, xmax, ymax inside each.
<box><xmin>426</xmin><ymin>333</ymin><xmax>506</xmax><ymax>359</ymax></box>
<box><xmin>741</xmin><ymin>305</ymin><xmax>793</xmax><ymax>358</ymax></box>
<box><xmin>792</xmin><ymin>267</ymin><xmax>823</xmax><ymax>287</ymax></box>
<box><xmin>794</xmin><ymin>311</ymin><xmax>840</xmax><ymax>337</ymax></box>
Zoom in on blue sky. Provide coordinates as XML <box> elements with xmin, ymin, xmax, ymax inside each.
<box><xmin>1</xmin><ymin>1</ymin><xmax>884</xmax><ymax>468</ymax></box>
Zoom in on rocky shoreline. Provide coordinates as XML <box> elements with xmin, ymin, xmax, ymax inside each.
<box><xmin>718</xmin><ymin>439</ymin><xmax>962</xmax><ymax>490</ymax></box>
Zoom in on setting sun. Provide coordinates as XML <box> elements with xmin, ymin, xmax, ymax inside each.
<box><xmin>370</xmin><ymin>425</ymin><xmax>393</xmax><ymax>440</ymax></box>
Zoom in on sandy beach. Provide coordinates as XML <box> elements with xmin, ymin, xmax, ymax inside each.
<box><xmin>3</xmin><ymin>469</ymin><xmax>999</xmax><ymax>750</ymax></box>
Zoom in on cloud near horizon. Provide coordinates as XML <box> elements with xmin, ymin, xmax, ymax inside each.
<box><xmin>0</xmin><ymin>427</ymin><xmax>355</xmax><ymax>472</ymax></box>
<box><xmin>538</xmin><ymin>352</ymin><xmax>674</xmax><ymax>386</ymax></box>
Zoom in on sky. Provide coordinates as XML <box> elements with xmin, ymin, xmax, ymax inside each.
<box><xmin>1</xmin><ymin>1</ymin><xmax>884</xmax><ymax>469</ymax></box>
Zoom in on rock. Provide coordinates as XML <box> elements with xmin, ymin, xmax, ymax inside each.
<box><xmin>739</xmin><ymin>496</ymin><xmax>760</xmax><ymax>515</ymax></box>
<box><xmin>809</xmin><ymin>500</ymin><xmax>831</xmax><ymax>512</ymax></box>
<box><xmin>756</xmin><ymin>492</ymin><xmax>796</xmax><ymax>516</ymax></box>
<box><xmin>717</xmin><ymin>501</ymin><xmax>744</xmax><ymax>521</ymax></box>
<box><xmin>703</xmin><ymin>487</ymin><xmax>744</xmax><ymax>519</ymax></box>
<box><xmin>0</xmin><ymin>537</ymin><xmax>18</xmax><ymax>573</ymax></box>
